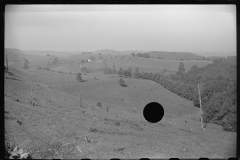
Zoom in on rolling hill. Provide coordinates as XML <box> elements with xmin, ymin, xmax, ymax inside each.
<box><xmin>5</xmin><ymin>65</ymin><xmax>236</xmax><ymax>159</ymax></box>
<box><xmin>5</xmin><ymin>48</ymin><xmax>26</xmax><ymax>63</ymax></box>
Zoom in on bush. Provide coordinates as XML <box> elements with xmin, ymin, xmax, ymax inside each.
<box><xmin>119</xmin><ymin>78</ymin><xmax>127</xmax><ymax>87</ymax></box>
<box><xmin>222</xmin><ymin>113</ymin><xmax>237</xmax><ymax>132</ymax></box>
<box><xmin>76</xmin><ymin>73</ymin><xmax>83</xmax><ymax>82</ymax></box>
<box><xmin>81</xmin><ymin>67</ymin><xmax>89</xmax><ymax>73</ymax></box>
<box><xmin>37</xmin><ymin>66</ymin><xmax>42</xmax><ymax>70</ymax></box>
<box><xmin>23</xmin><ymin>61</ymin><xmax>29</xmax><ymax>69</ymax></box>
<box><xmin>97</xmin><ymin>101</ymin><xmax>102</xmax><ymax>108</ymax></box>
<box><xmin>43</xmin><ymin>67</ymin><xmax>50</xmax><ymax>71</ymax></box>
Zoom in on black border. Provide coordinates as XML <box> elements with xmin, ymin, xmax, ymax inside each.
<box><xmin>2</xmin><ymin>1</ymin><xmax>238</xmax><ymax>159</ymax></box>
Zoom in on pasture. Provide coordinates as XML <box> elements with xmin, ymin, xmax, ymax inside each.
<box><xmin>4</xmin><ymin>56</ymin><xmax>236</xmax><ymax>158</ymax></box>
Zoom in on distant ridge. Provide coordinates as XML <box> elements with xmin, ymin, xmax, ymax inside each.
<box><xmin>143</xmin><ymin>51</ymin><xmax>204</xmax><ymax>60</ymax></box>
<box><xmin>93</xmin><ymin>49</ymin><xmax>146</xmax><ymax>55</ymax></box>
<box><xmin>6</xmin><ymin>48</ymin><xmax>234</xmax><ymax>61</ymax></box>
<box><xmin>193</xmin><ymin>51</ymin><xmax>236</xmax><ymax>57</ymax></box>
<box><xmin>23</xmin><ymin>50</ymin><xmax>82</xmax><ymax>56</ymax></box>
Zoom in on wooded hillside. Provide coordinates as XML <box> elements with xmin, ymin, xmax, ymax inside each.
<box><xmin>104</xmin><ymin>56</ymin><xmax>236</xmax><ymax>132</ymax></box>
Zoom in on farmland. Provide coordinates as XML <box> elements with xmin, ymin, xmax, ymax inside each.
<box><xmin>4</xmin><ymin>49</ymin><xmax>236</xmax><ymax>159</ymax></box>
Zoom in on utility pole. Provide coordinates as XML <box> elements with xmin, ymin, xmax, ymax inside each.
<box><xmin>6</xmin><ymin>52</ymin><xmax>8</xmax><ymax>72</ymax></box>
<box><xmin>197</xmin><ymin>83</ymin><xmax>205</xmax><ymax>130</ymax></box>
<box><xmin>80</xmin><ymin>95</ymin><xmax>82</xmax><ymax>108</ymax></box>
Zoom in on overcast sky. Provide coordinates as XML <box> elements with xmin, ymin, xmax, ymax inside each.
<box><xmin>5</xmin><ymin>5</ymin><xmax>236</xmax><ymax>54</ymax></box>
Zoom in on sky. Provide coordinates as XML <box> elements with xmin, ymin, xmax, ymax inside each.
<box><xmin>5</xmin><ymin>5</ymin><xmax>236</xmax><ymax>55</ymax></box>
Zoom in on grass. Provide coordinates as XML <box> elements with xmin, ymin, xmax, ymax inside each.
<box><xmin>4</xmin><ymin>64</ymin><xmax>236</xmax><ymax>159</ymax></box>
<box><xmin>16</xmin><ymin>53</ymin><xmax>212</xmax><ymax>75</ymax></box>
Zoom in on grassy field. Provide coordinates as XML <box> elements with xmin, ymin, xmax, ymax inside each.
<box><xmin>8</xmin><ymin>53</ymin><xmax>212</xmax><ymax>75</ymax></box>
<box><xmin>5</xmin><ymin>62</ymin><xmax>236</xmax><ymax>159</ymax></box>
<box><xmin>49</xmin><ymin>55</ymin><xmax>212</xmax><ymax>74</ymax></box>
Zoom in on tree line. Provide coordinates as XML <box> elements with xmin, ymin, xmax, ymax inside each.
<box><xmin>103</xmin><ymin>57</ymin><xmax>236</xmax><ymax>132</ymax></box>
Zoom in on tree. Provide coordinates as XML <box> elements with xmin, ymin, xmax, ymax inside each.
<box><xmin>140</xmin><ymin>71</ymin><xmax>145</xmax><ymax>79</ymax></box>
<box><xmin>128</xmin><ymin>67</ymin><xmax>132</xmax><ymax>77</ymax></box>
<box><xmin>90</xmin><ymin>56</ymin><xmax>96</xmax><ymax>61</ymax></box>
<box><xmin>118</xmin><ymin>67</ymin><xmax>124</xmax><ymax>76</ymax></box>
<box><xmin>131</xmin><ymin>52</ymin><xmax>135</xmax><ymax>57</ymax></box>
<box><xmin>107</xmin><ymin>68</ymin><xmax>112</xmax><ymax>74</ymax></box>
<box><xmin>189</xmin><ymin>65</ymin><xmax>198</xmax><ymax>73</ymax></box>
<box><xmin>133</xmin><ymin>67</ymin><xmax>140</xmax><ymax>78</ymax></box>
<box><xmin>76</xmin><ymin>73</ymin><xmax>83</xmax><ymax>82</ymax></box>
<box><xmin>143</xmin><ymin>72</ymin><xmax>149</xmax><ymax>79</ymax></box>
<box><xmin>148</xmin><ymin>72</ymin><xmax>153</xmax><ymax>80</ymax></box>
<box><xmin>81</xmin><ymin>67</ymin><xmax>89</xmax><ymax>73</ymax></box>
<box><xmin>178</xmin><ymin>62</ymin><xmax>185</xmax><ymax>73</ymax></box>
<box><xmin>103</xmin><ymin>59</ymin><xmax>108</xmax><ymax>74</ymax></box>
<box><xmin>154</xmin><ymin>74</ymin><xmax>160</xmax><ymax>82</ymax></box>
<box><xmin>43</xmin><ymin>67</ymin><xmax>50</xmax><ymax>71</ymax></box>
<box><xmin>47</xmin><ymin>61</ymin><xmax>51</xmax><ymax>67</ymax></box>
<box><xmin>81</xmin><ymin>59</ymin><xmax>85</xmax><ymax>64</ymax></box>
<box><xmin>97</xmin><ymin>101</ymin><xmax>102</xmax><ymax>108</ymax></box>
<box><xmin>151</xmin><ymin>73</ymin><xmax>157</xmax><ymax>81</ymax></box>
<box><xmin>112</xmin><ymin>63</ymin><xmax>116</xmax><ymax>74</ymax></box>
<box><xmin>136</xmin><ymin>53</ymin><xmax>151</xmax><ymax>58</ymax></box>
<box><xmin>123</xmin><ymin>69</ymin><xmax>129</xmax><ymax>77</ymax></box>
<box><xmin>52</xmin><ymin>57</ymin><xmax>59</xmax><ymax>65</ymax></box>
<box><xmin>23</xmin><ymin>59</ymin><xmax>29</xmax><ymax>69</ymax></box>
<box><xmin>119</xmin><ymin>78</ymin><xmax>127</xmax><ymax>87</ymax></box>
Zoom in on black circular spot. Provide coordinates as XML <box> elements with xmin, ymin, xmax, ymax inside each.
<box><xmin>143</xmin><ymin>102</ymin><xmax>164</xmax><ymax>123</ymax></box>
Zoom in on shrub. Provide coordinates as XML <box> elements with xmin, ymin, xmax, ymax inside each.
<box><xmin>37</xmin><ymin>66</ymin><xmax>42</xmax><ymax>70</ymax></box>
<box><xmin>76</xmin><ymin>73</ymin><xmax>83</xmax><ymax>82</ymax></box>
<box><xmin>119</xmin><ymin>78</ymin><xmax>127</xmax><ymax>87</ymax></box>
<box><xmin>118</xmin><ymin>67</ymin><xmax>124</xmax><ymax>76</ymax></box>
<box><xmin>81</xmin><ymin>67</ymin><xmax>92</xmax><ymax>73</ymax></box>
<box><xmin>43</xmin><ymin>67</ymin><xmax>50</xmax><ymax>71</ymax></box>
<box><xmin>23</xmin><ymin>61</ymin><xmax>29</xmax><ymax>69</ymax></box>
<box><xmin>97</xmin><ymin>101</ymin><xmax>102</xmax><ymax>108</ymax></box>
<box><xmin>222</xmin><ymin>113</ymin><xmax>236</xmax><ymax>132</ymax></box>
<box><xmin>104</xmin><ymin>67</ymin><xmax>112</xmax><ymax>74</ymax></box>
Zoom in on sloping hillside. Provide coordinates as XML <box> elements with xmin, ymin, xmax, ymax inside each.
<box><xmin>5</xmin><ymin>66</ymin><xmax>236</xmax><ymax>159</ymax></box>
<box><xmin>5</xmin><ymin>48</ymin><xmax>26</xmax><ymax>63</ymax></box>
